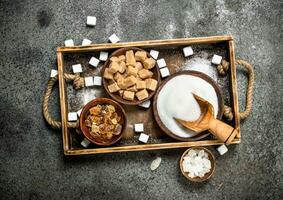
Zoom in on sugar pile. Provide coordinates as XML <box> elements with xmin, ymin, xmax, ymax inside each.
<box><xmin>157</xmin><ymin>75</ymin><xmax>219</xmax><ymax>138</ymax></box>
<box><xmin>181</xmin><ymin>57</ymin><xmax>218</xmax><ymax>81</ymax></box>
<box><xmin>182</xmin><ymin>149</ymin><xmax>211</xmax><ymax>178</ymax></box>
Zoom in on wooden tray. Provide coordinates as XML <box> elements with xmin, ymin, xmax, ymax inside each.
<box><xmin>56</xmin><ymin>35</ymin><xmax>240</xmax><ymax>155</ymax></box>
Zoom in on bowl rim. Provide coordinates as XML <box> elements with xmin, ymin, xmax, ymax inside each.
<box><xmin>152</xmin><ymin>70</ymin><xmax>224</xmax><ymax>141</ymax></box>
<box><xmin>179</xmin><ymin>147</ymin><xmax>216</xmax><ymax>182</ymax></box>
<box><xmin>101</xmin><ymin>47</ymin><xmax>161</xmax><ymax>105</ymax></box>
<box><xmin>79</xmin><ymin>98</ymin><xmax>127</xmax><ymax>146</ymax></box>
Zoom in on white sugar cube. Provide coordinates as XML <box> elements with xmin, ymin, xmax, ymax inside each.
<box><xmin>160</xmin><ymin>67</ymin><xmax>170</xmax><ymax>78</ymax></box>
<box><xmin>109</xmin><ymin>34</ymin><xmax>120</xmax><ymax>43</ymax></box>
<box><xmin>89</xmin><ymin>57</ymin><xmax>100</xmax><ymax>67</ymax></box>
<box><xmin>81</xmin><ymin>138</ymin><xmax>91</xmax><ymax>148</ymax></box>
<box><xmin>84</xmin><ymin>77</ymin><xmax>94</xmax><ymax>87</ymax></box>
<box><xmin>99</xmin><ymin>51</ymin><xmax>108</xmax><ymax>61</ymax></box>
<box><xmin>139</xmin><ymin>100</ymin><xmax>151</xmax><ymax>108</ymax></box>
<box><xmin>212</xmin><ymin>54</ymin><xmax>222</xmax><ymax>65</ymax></box>
<box><xmin>150</xmin><ymin>50</ymin><xmax>159</xmax><ymax>60</ymax></box>
<box><xmin>50</xmin><ymin>69</ymin><xmax>58</xmax><ymax>77</ymax></box>
<box><xmin>82</xmin><ymin>38</ymin><xmax>92</xmax><ymax>46</ymax></box>
<box><xmin>86</xmin><ymin>16</ymin><xmax>96</xmax><ymax>26</ymax></box>
<box><xmin>93</xmin><ymin>76</ymin><xmax>102</xmax><ymax>86</ymax></box>
<box><xmin>134</xmin><ymin>123</ymin><xmax>144</xmax><ymax>132</ymax></box>
<box><xmin>68</xmin><ymin>112</ymin><xmax>77</xmax><ymax>121</ymax></box>
<box><xmin>72</xmin><ymin>64</ymin><xmax>83</xmax><ymax>73</ymax></box>
<box><xmin>157</xmin><ymin>58</ymin><xmax>166</xmax><ymax>68</ymax></box>
<box><xmin>77</xmin><ymin>108</ymin><xmax>82</xmax><ymax>117</ymax></box>
<box><xmin>65</xmin><ymin>39</ymin><xmax>74</xmax><ymax>47</ymax></box>
<box><xmin>183</xmin><ymin>46</ymin><xmax>193</xmax><ymax>57</ymax></box>
<box><xmin>216</xmin><ymin>144</ymin><xmax>228</xmax><ymax>155</ymax></box>
<box><xmin>139</xmin><ymin>133</ymin><xmax>149</xmax><ymax>143</ymax></box>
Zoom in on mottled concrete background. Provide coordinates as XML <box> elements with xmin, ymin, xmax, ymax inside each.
<box><xmin>0</xmin><ymin>0</ymin><xmax>282</xmax><ymax>199</ymax></box>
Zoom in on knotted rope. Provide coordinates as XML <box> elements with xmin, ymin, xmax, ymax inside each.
<box><xmin>217</xmin><ymin>59</ymin><xmax>255</xmax><ymax>121</ymax></box>
<box><xmin>42</xmin><ymin>73</ymin><xmax>85</xmax><ymax>129</ymax></box>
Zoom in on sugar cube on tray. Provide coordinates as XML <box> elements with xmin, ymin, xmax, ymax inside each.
<box><xmin>212</xmin><ymin>54</ymin><xmax>222</xmax><ymax>65</ymax></box>
<box><xmin>134</xmin><ymin>123</ymin><xmax>144</xmax><ymax>132</ymax></box>
<box><xmin>65</xmin><ymin>39</ymin><xmax>74</xmax><ymax>47</ymax></box>
<box><xmin>82</xmin><ymin>38</ymin><xmax>92</xmax><ymax>46</ymax></box>
<box><xmin>160</xmin><ymin>67</ymin><xmax>170</xmax><ymax>78</ymax></box>
<box><xmin>99</xmin><ymin>51</ymin><xmax>108</xmax><ymax>61</ymax></box>
<box><xmin>50</xmin><ymin>69</ymin><xmax>58</xmax><ymax>77</ymax></box>
<box><xmin>93</xmin><ymin>76</ymin><xmax>102</xmax><ymax>86</ymax></box>
<box><xmin>183</xmin><ymin>46</ymin><xmax>193</xmax><ymax>57</ymax></box>
<box><xmin>68</xmin><ymin>112</ymin><xmax>77</xmax><ymax>121</ymax></box>
<box><xmin>150</xmin><ymin>50</ymin><xmax>159</xmax><ymax>60</ymax></box>
<box><xmin>89</xmin><ymin>57</ymin><xmax>100</xmax><ymax>67</ymax></box>
<box><xmin>109</xmin><ymin>34</ymin><xmax>120</xmax><ymax>43</ymax></box>
<box><xmin>72</xmin><ymin>64</ymin><xmax>83</xmax><ymax>73</ymax></box>
<box><xmin>139</xmin><ymin>133</ymin><xmax>149</xmax><ymax>143</ymax></box>
<box><xmin>81</xmin><ymin>138</ymin><xmax>91</xmax><ymax>148</ymax></box>
<box><xmin>84</xmin><ymin>77</ymin><xmax>94</xmax><ymax>87</ymax></box>
<box><xmin>139</xmin><ymin>100</ymin><xmax>151</xmax><ymax>108</ymax></box>
<box><xmin>86</xmin><ymin>16</ymin><xmax>96</xmax><ymax>26</ymax></box>
<box><xmin>157</xmin><ymin>58</ymin><xmax>166</xmax><ymax>68</ymax></box>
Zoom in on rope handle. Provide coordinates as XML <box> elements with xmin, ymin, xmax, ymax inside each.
<box><xmin>42</xmin><ymin>73</ymin><xmax>85</xmax><ymax>129</ymax></box>
<box><xmin>217</xmin><ymin>59</ymin><xmax>255</xmax><ymax>121</ymax></box>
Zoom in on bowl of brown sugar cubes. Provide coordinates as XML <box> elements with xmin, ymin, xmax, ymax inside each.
<box><xmin>102</xmin><ymin>47</ymin><xmax>161</xmax><ymax>105</ymax></box>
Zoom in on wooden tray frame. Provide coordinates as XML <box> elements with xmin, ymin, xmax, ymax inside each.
<box><xmin>57</xmin><ymin>35</ymin><xmax>240</xmax><ymax>155</ymax></box>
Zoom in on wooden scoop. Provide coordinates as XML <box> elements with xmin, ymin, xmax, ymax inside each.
<box><xmin>175</xmin><ymin>94</ymin><xmax>238</xmax><ymax>144</ymax></box>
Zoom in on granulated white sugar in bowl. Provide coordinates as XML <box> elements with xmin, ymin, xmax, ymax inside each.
<box><xmin>157</xmin><ymin>74</ymin><xmax>219</xmax><ymax>138</ymax></box>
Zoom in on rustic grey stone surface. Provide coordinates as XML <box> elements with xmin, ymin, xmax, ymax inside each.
<box><xmin>0</xmin><ymin>0</ymin><xmax>282</xmax><ymax>199</ymax></box>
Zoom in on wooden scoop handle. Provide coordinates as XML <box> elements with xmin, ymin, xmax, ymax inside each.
<box><xmin>208</xmin><ymin>118</ymin><xmax>239</xmax><ymax>144</ymax></box>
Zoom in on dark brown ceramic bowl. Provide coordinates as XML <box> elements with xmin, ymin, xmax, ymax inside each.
<box><xmin>79</xmin><ymin>98</ymin><xmax>127</xmax><ymax>146</ymax></box>
<box><xmin>153</xmin><ymin>71</ymin><xmax>224</xmax><ymax>141</ymax></box>
<box><xmin>102</xmin><ymin>47</ymin><xmax>161</xmax><ymax>105</ymax></box>
<box><xmin>180</xmin><ymin>147</ymin><xmax>215</xmax><ymax>182</ymax></box>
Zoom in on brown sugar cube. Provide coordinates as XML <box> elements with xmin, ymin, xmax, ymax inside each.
<box><xmin>118</xmin><ymin>61</ymin><xmax>126</xmax><ymax>74</ymax></box>
<box><xmin>127</xmin><ymin>66</ymin><xmax>138</xmax><ymax>77</ymax></box>
<box><xmin>118</xmin><ymin>55</ymin><xmax>126</xmax><ymax>62</ymax></box>
<box><xmin>109</xmin><ymin>61</ymin><xmax>120</xmax><ymax>73</ymax></box>
<box><xmin>145</xmin><ymin>78</ymin><xmax>158</xmax><ymax>91</ymax></box>
<box><xmin>124</xmin><ymin>75</ymin><xmax>137</xmax><ymax>88</ymax></box>
<box><xmin>136</xmin><ymin>80</ymin><xmax>146</xmax><ymax>89</ymax></box>
<box><xmin>126</xmin><ymin>50</ymin><xmax>136</xmax><ymax>66</ymax></box>
<box><xmin>110</xmin><ymin>56</ymin><xmax>119</xmax><ymax>62</ymax></box>
<box><xmin>136</xmin><ymin>89</ymin><xmax>149</xmax><ymax>101</ymax></box>
<box><xmin>117</xmin><ymin>78</ymin><xmax>127</xmax><ymax>89</ymax></box>
<box><xmin>135</xmin><ymin>51</ymin><xmax>147</xmax><ymax>61</ymax></box>
<box><xmin>123</xmin><ymin>91</ymin><xmax>135</xmax><ymax>101</ymax></box>
<box><xmin>114</xmin><ymin>72</ymin><xmax>123</xmax><ymax>81</ymax></box>
<box><xmin>127</xmin><ymin>85</ymin><xmax>137</xmax><ymax>92</ymax></box>
<box><xmin>143</xmin><ymin>58</ymin><xmax>156</xmax><ymax>69</ymax></box>
<box><xmin>138</xmin><ymin>69</ymin><xmax>153</xmax><ymax>79</ymax></box>
<box><xmin>108</xmin><ymin>82</ymin><xmax>120</xmax><ymax>93</ymax></box>
<box><xmin>103</xmin><ymin>68</ymin><xmax>114</xmax><ymax>79</ymax></box>
<box><xmin>135</xmin><ymin>62</ymin><xmax>143</xmax><ymax>71</ymax></box>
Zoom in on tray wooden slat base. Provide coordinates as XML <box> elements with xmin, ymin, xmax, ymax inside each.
<box><xmin>57</xmin><ymin>35</ymin><xmax>240</xmax><ymax>155</ymax></box>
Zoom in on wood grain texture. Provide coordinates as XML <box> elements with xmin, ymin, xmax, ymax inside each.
<box><xmin>57</xmin><ymin>52</ymin><xmax>69</xmax><ymax>151</ymax></box>
<box><xmin>228</xmin><ymin>40</ymin><xmax>241</xmax><ymax>138</ymax></box>
<box><xmin>64</xmin><ymin>139</ymin><xmax>240</xmax><ymax>155</ymax></box>
<box><xmin>57</xmin><ymin>35</ymin><xmax>241</xmax><ymax>155</ymax></box>
<box><xmin>57</xmin><ymin>35</ymin><xmax>233</xmax><ymax>53</ymax></box>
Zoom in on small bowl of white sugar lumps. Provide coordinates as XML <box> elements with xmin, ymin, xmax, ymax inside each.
<box><xmin>180</xmin><ymin>147</ymin><xmax>215</xmax><ymax>182</ymax></box>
